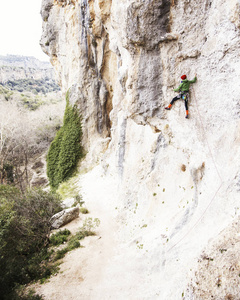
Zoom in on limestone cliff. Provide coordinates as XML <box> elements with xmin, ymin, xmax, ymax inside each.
<box><xmin>40</xmin><ymin>0</ymin><xmax>240</xmax><ymax>298</ymax></box>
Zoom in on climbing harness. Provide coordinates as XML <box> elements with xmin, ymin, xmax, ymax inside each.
<box><xmin>181</xmin><ymin>91</ymin><xmax>189</xmax><ymax>101</ymax></box>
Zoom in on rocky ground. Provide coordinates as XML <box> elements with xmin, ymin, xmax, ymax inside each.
<box><xmin>33</xmin><ymin>166</ymin><xmax>120</xmax><ymax>300</ymax></box>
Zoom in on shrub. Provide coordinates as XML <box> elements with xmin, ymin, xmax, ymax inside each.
<box><xmin>49</xmin><ymin>229</ymin><xmax>71</xmax><ymax>246</ymax></box>
<box><xmin>73</xmin><ymin>194</ymin><xmax>85</xmax><ymax>207</ymax></box>
<box><xmin>67</xmin><ymin>238</ymin><xmax>81</xmax><ymax>251</ymax></box>
<box><xmin>47</xmin><ymin>92</ymin><xmax>84</xmax><ymax>189</ymax></box>
<box><xmin>74</xmin><ymin>229</ymin><xmax>95</xmax><ymax>240</ymax></box>
<box><xmin>54</xmin><ymin>238</ymin><xmax>80</xmax><ymax>261</ymax></box>
<box><xmin>52</xmin><ymin>220</ymin><xmax>100</xmax><ymax>262</ymax></box>
<box><xmin>81</xmin><ymin>217</ymin><xmax>100</xmax><ymax>232</ymax></box>
<box><xmin>0</xmin><ymin>185</ymin><xmax>62</xmax><ymax>298</ymax></box>
<box><xmin>54</xmin><ymin>248</ymin><xmax>69</xmax><ymax>261</ymax></box>
<box><xmin>80</xmin><ymin>207</ymin><xmax>89</xmax><ymax>214</ymax></box>
<box><xmin>9</xmin><ymin>288</ymin><xmax>44</xmax><ymax>300</ymax></box>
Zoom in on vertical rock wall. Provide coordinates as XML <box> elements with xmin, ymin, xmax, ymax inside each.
<box><xmin>41</xmin><ymin>0</ymin><xmax>240</xmax><ymax>298</ymax></box>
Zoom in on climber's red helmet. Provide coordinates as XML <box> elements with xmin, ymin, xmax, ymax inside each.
<box><xmin>181</xmin><ymin>75</ymin><xmax>187</xmax><ymax>80</ymax></box>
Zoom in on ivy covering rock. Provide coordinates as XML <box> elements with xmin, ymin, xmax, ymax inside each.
<box><xmin>47</xmin><ymin>92</ymin><xmax>84</xmax><ymax>189</ymax></box>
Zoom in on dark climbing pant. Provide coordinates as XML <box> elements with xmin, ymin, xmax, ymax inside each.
<box><xmin>170</xmin><ymin>92</ymin><xmax>189</xmax><ymax>110</ymax></box>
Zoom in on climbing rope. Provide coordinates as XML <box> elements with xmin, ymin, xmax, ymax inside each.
<box><xmin>168</xmin><ymin>86</ymin><xmax>224</xmax><ymax>251</ymax></box>
<box><xmin>192</xmin><ymin>87</ymin><xmax>223</xmax><ymax>183</ymax></box>
<box><xmin>168</xmin><ymin>183</ymin><xmax>223</xmax><ymax>251</ymax></box>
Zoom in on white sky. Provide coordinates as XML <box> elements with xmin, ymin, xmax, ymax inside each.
<box><xmin>0</xmin><ymin>0</ymin><xmax>49</xmax><ymax>61</ymax></box>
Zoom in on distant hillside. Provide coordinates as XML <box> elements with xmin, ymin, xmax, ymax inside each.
<box><xmin>0</xmin><ymin>55</ymin><xmax>62</xmax><ymax>110</ymax></box>
<box><xmin>0</xmin><ymin>55</ymin><xmax>58</xmax><ymax>86</ymax></box>
<box><xmin>0</xmin><ymin>54</ymin><xmax>51</xmax><ymax>69</ymax></box>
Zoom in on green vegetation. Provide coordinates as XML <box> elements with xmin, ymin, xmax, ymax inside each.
<box><xmin>0</xmin><ymin>55</ymin><xmax>62</xmax><ymax>110</ymax></box>
<box><xmin>0</xmin><ymin>185</ymin><xmax>62</xmax><ymax>299</ymax></box>
<box><xmin>0</xmin><ymin>83</ymin><xmax>62</xmax><ymax>111</ymax></box>
<box><xmin>47</xmin><ymin>93</ymin><xmax>84</xmax><ymax>189</ymax></box>
<box><xmin>0</xmin><ymin>85</ymin><xmax>13</xmax><ymax>100</ymax></box>
<box><xmin>81</xmin><ymin>217</ymin><xmax>101</xmax><ymax>232</ymax></box>
<box><xmin>0</xmin><ymin>56</ymin><xmax>87</xmax><ymax>298</ymax></box>
<box><xmin>56</xmin><ymin>177</ymin><xmax>81</xmax><ymax>199</ymax></box>
<box><xmin>15</xmin><ymin>288</ymin><xmax>44</xmax><ymax>300</ymax></box>
<box><xmin>80</xmin><ymin>207</ymin><xmax>89</xmax><ymax>214</ymax></box>
<box><xmin>0</xmin><ymin>78</ymin><xmax>60</xmax><ymax>94</ymax></box>
<box><xmin>219</xmin><ymin>248</ymin><xmax>227</xmax><ymax>253</ymax></box>
<box><xmin>49</xmin><ymin>229</ymin><xmax>71</xmax><ymax>246</ymax></box>
<box><xmin>0</xmin><ymin>186</ymin><xmax>99</xmax><ymax>299</ymax></box>
<box><xmin>50</xmin><ymin>218</ymin><xmax>100</xmax><ymax>262</ymax></box>
<box><xmin>136</xmin><ymin>241</ymin><xmax>144</xmax><ymax>250</ymax></box>
<box><xmin>21</xmin><ymin>94</ymin><xmax>44</xmax><ymax>110</ymax></box>
<box><xmin>54</xmin><ymin>237</ymin><xmax>81</xmax><ymax>261</ymax></box>
<box><xmin>73</xmin><ymin>194</ymin><xmax>85</xmax><ymax>207</ymax></box>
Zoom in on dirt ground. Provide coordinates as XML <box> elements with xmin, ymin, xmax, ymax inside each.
<box><xmin>32</xmin><ymin>170</ymin><xmax>119</xmax><ymax>300</ymax></box>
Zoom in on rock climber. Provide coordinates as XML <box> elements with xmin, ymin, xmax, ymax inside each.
<box><xmin>165</xmin><ymin>74</ymin><xmax>197</xmax><ymax>118</ymax></box>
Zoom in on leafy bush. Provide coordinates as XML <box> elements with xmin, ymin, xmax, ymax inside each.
<box><xmin>49</xmin><ymin>229</ymin><xmax>71</xmax><ymax>246</ymax></box>
<box><xmin>74</xmin><ymin>228</ymin><xmax>95</xmax><ymax>240</ymax></box>
<box><xmin>54</xmin><ymin>248</ymin><xmax>69</xmax><ymax>261</ymax></box>
<box><xmin>80</xmin><ymin>207</ymin><xmax>89</xmax><ymax>214</ymax></box>
<box><xmin>52</xmin><ymin>219</ymin><xmax>100</xmax><ymax>262</ymax></box>
<box><xmin>81</xmin><ymin>217</ymin><xmax>100</xmax><ymax>232</ymax></box>
<box><xmin>0</xmin><ymin>185</ymin><xmax>62</xmax><ymax>298</ymax></box>
<box><xmin>8</xmin><ymin>288</ymin><xmax>44</xmax><ymax>300</ymax></box>
<box><xmin>47</xmin><ymin>93</ymin><xmax>84</xmax><ymax>189</ymax></box>
<box><xmin>54</xmin><ymin>238</ymin><xmax>80</xmax><ymax>261</ymax></box>
<box><xmin>21</xmin><ymin>95</ymin><xmax>44</xmax><ymax>110</ymax></box>
<box><xmin>73</xmin><ymin>194</ymin><xmax>85</xmax><ymax>207</ymax></box>
<box><xmin>67</xmin><ymin>238</ymin><xmax>81</xmax><ymax>251</ymax></box>
<box><xmin>18</xmin><ymin>289</ymin><xmax>44</xmax><ymax>300</ymax></box>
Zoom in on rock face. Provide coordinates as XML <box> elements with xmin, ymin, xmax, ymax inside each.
<box><xmin>41</xmin><ymin>0</ymin><xmax>240</xmax><ymax>298</ymax></box>
<box><xmin>185</xmin><ymin>217</ymin><xmax>240</xmax><ymax>299</ymax></box>
<box><xmin>50</xmin><ymin>206</ymin><xmax>80</xmax><ymax>229</ymax></box>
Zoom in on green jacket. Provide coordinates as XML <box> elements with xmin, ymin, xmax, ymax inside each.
<box><xmin>174</xmin><ymin>77</ymin><xmax>197</xmax><ymax>92</ymax></box>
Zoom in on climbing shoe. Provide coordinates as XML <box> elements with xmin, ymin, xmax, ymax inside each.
<box><xmin>165</xmin><ymin>104</ymin><xmax>172</xmax><ymax>110</ymax></box>
<box><xmin>185</xmin><ymin>115</ymin><xmax>189</xmax><ymax>119</ymax></box>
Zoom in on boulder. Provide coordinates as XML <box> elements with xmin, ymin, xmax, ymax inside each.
<box><xmin>50</xmin><ymin>207</ymin><xmax>79</xmax><ymax>229</ymax></box>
